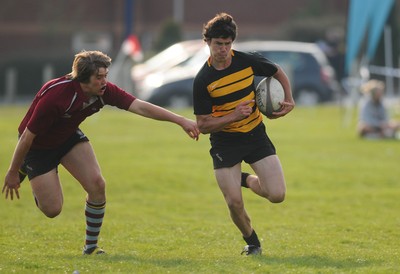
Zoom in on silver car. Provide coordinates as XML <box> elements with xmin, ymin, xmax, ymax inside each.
<box><xmin>135</xmin><ymin>40</ymin><xmax>341</xmax><ymax>107</ymax></box>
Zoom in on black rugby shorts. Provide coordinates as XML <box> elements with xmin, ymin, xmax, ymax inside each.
<box><xmin>209</xmin><ymin>123</ymin><xmax>276</xmax><ymax>169</ymax></box>
<box><xmin>22</xmin><ymin>129</ymin><xmax>89</xmax><ymax>180</ymax></box>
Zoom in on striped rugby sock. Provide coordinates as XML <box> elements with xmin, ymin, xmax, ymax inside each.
<box><xmin>84</xmin><ymin>200</ymin><xmax>106</xmax><ymax>250</ymax></box>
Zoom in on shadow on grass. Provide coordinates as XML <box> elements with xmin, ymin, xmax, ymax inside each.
<box><xmin>251</xmin><ymin>254</ymin><xmax>380</xmax><ymax>270</ymax></box>
<box><xmin>71</xmin><ymin>254</ymin><xmax>196</xmax><ymax>270</ymax></box>
<box><xmin>68</xmin><ymin>253</ymin><xmax>381</xmax><ymax>271</ymax></box>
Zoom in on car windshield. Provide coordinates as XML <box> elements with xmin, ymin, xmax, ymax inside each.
<box><xmin>181</xmin><ymin>45</ymin><xmax>209</xmax><ymax>68</ymax></box>
<box><xmin>139</xmin><ymin>41</ymin><xmax>203</xmax><ymax>72</ymax></box>
<box><xmin>259</xmin><ymin>51</ymin><xmax>318</xmax><ymax>73</ymax></box>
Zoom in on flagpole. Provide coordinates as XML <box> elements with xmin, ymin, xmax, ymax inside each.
<box><xmin>384</xmin><ymin>25</ymin><xmax>394</xmax><ymax>97</ymax></box>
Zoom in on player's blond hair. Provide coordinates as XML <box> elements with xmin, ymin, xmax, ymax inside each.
<box><xmin>360</xmin><ymin>79</ymin><xmax>385</xmax><ymax>95</ymax></box>
<box><xmin>67</xmin><ymin>50</ymin><xmax>112</xmax><ymax>83</ymax></box>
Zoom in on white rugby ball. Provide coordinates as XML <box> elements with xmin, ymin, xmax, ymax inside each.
<box><xmin>255</xmin><ymin>77</ymin><xmax>284</xmax><ymax>117</ymax></box>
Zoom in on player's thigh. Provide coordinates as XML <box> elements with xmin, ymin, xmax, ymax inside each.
<box><xmin>30</xmin><ymin>169</ymin><xmax>63</xmax><ymax>212</ymax></box>
<box><xmin>214</xmin><ymin>164</ymin><xmax>243</xmax><ymax>203</ymax></box>
<box><xmin>250</xmin><ymin>155</ymin><xmax>286</xmax><ymax>197</ymax></box>
<box><xmin>60</xmin><ymin>141</ymin><xmax>104</xmax><ymax>192</ymax></box>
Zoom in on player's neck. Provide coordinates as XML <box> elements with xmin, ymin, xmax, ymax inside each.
<box><xmin>211</xmin><ymin>56</ymin><xmax>232</xmax><ymax>70</ymax></box>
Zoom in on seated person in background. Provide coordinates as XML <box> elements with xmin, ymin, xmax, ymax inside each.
<box><xmin>357</xmin><ymin>79</ymin><xmax>400</xmax><ymax>139</ymax></box>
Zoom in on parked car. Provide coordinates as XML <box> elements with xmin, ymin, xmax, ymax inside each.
<box><xmin>137</xmin><ymin>41</ymin><xmax>341</xmax><ymax>107</ymax></box>
<box><xmin>131</xmin><ymin>40</ymin><xmax>203</xmax><ymax>91</ymax></box>
<box><xmin>238</xmin><ymin>41</ymin><xmax>341</xmax><ymax>105</ymax></box>
<box><xmin>136</xmin><ymin>43</ymin><xmax>208</xmax><ymax>108</ymax></box>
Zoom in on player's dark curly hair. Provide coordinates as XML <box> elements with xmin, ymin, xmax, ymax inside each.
<box><xmin>202</xmin><ymin>13</ymin><xmax>237</xmax><ymax>42</ymax></box>
<box><xmin>67</xmin><ymin>50</ymin><xmax>112</xmax><ymax>83</ymax></box>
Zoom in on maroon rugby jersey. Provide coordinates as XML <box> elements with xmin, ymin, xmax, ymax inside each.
<box><xmin>18</xmin><ymin>76</ymin><xmax>136</xmax><ymax>149</ymax></box>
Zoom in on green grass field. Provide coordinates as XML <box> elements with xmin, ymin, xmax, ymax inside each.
<box><xmin>0</xmin><ymin>104</ymin><xmax>399</xmax><ymax>273</ymax></box>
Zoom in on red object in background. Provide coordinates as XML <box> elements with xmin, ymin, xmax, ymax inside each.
<box><xmin>123</xmin><ymin>35</ymin><xmax>143</xmax><ymax>62</ymax></box>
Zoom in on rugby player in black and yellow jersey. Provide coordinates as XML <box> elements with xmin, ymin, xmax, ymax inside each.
<box><xmin>193</xmin><ymin>13</ymin><xmax>295</xmax><ymax>256</ymax></box>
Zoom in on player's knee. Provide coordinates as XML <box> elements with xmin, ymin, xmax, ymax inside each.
<box><xmin>226</xmin><ymin>198</ymin><xmax>244</xmax><ymax>212</ymax></box>
<box><xmin>41</xmin><ymin>204</ymin><xmax>62</xmax><ymax>218</ymax></box>
<box><xmin>94</xmin><ymin>175</ymin><xmax>106</xmax><ymax>192</ymax></box>
<box><xmin>86</xmin><ymin>175</ymin><xmax>106</xmax><ymax>199</ymax></box>
<box><xmin>268</xmin><ymin>191</ymin><xmax>285</xmax><ymax>203</ymax></box>
<box><xmin>44</xmin><ymin>210</ymin><xmax>61</xmax><ymax>218</ymax></box>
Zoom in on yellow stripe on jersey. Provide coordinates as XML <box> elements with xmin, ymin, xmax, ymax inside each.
<box><xmin>225</xmin><ymin>110</ymin><xmax>262</xmax><ymax>132</ymax></box>
<box><xmin>206</xmin><ymin>65</ymin><xmax>263</xmax><ymax>133</ymax></box>
<box><xmin>207</xmin><ymin>67</ymin><xmax>254</xmax><ymax>96</ymax></box>
<box><xmin>212</xmin><ymin>92</ymin><xmax>255</xmax><ymax>116</ymax></box>
<box><xmin>219</xmin><ymin>96</ymin><xmax>263</xmax><ymax>132</ymax></box>
<box><xmin>211</xmin><ymin>90</ymin><xmax>263</xmax><ymax>133</ymax></box>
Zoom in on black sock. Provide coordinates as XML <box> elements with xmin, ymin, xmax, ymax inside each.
<box><xmin>241</xmin><ymin>172</ymin><xmax>250</xmax><ymax>188</ymax></box>
<box><xmin>243</xmin><ymin>229</ymin><xmax>261</xmax><ymax>247</ymax></box>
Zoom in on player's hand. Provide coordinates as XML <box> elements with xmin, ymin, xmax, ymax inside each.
<box><xmin>2</xmin><ymin>171</ymin><xmax>21</xmax><ymax>200</ymax></box>
<box><xmin>180</xmin><ymin>118</ymin><xmax>200</xmax><ymax>141</ymax></box>
<box><xmin>234</xmin><ymin>100</ymin><xmax>254</xmax><ymax>120</ymax></box>
<box><xmin>271</xmin><ymin>100</ymin><xmax>295</xmax><ymax>119</ymax></box>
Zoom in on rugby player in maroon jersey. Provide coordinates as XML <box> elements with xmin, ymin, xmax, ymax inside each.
<box><xmin>3</xmin><ymin>50</ymin><xmax>200</xmax><ymax>255</ymax></box>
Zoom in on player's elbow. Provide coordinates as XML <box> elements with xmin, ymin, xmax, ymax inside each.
<box><xmin>199</xmin><ymin>127</ymin><xmax>210</xmax><ymax>134</ymax></box>
<box><xmin>197</xmin><ymin>121</ymin><xmax>211</xmax><ymax>134</ymax></box>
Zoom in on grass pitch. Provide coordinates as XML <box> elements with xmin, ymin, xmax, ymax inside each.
<box><xmin>0</xmin><ymin>104</ymin><xmax>399</xmax><ymax>273</ymax></box>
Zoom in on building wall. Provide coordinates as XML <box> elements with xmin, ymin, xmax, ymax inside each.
<box><xmin>133</xmin><ymin>0</ymin><xmax>347</xmax><ymax>50</ymax></box>
<box><xmin>0</xmin><ymin>0</ymin><xmax>347</xmax><ymax>97</ymax></box>
<box><xmin>0</xmin><ymin>0</ymin><xmax>348</xmax><ymax>60</ymax></box>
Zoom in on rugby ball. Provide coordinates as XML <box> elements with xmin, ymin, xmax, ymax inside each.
<box><xmin>255</xmin><ymin>77</ymin><xmax>284</xmax><ymax>117</ymax></box>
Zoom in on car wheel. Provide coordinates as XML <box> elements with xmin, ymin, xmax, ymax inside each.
<box><xmin>295</xmin><ymin>88</ymin><xmax>320</xmax><ymax>106</ymax></box>
<box><xmin>168</xmin><ymin>93</ymin><xmax>192</xmax><ymax>108</ymax></box>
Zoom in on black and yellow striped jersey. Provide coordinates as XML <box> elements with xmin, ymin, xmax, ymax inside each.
<box><xmin>193</xmin><ymin>50</ymin><xmax>278</xmax><ymax>133</ymax></box>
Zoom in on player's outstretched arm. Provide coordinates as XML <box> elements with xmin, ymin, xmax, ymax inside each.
<box><xmin>3</xmin><ymin>128</ymin><xmax>36</xmax><ymax>200</ymax></box>
<box><xmin>128</xmin><ymin>99</ymin><xmax>200</xmax><ymax>140</ymax></box>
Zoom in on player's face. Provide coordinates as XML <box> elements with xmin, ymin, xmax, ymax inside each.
<box><xmin>372</xmin><ymin>88</ymin><xmax>384</xmax><ymax>101</ymax></box>
<box><xmin>208</xmin><ymin>38</ymin><xmax>233</xmax><ymax>65</ymax></box>
<box><xmin>81</xmin><ymin>67</ymin><xmax>108</xmax><ymax>97</ymax></box>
